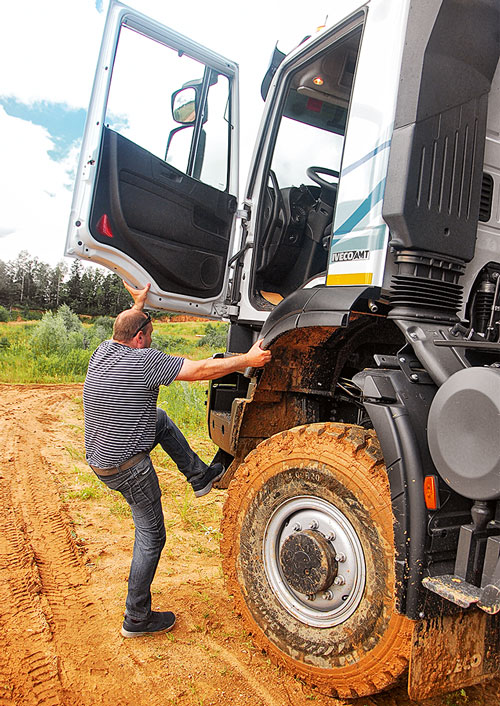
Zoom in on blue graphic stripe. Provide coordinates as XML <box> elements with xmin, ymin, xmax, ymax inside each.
<box><xmin>330</xmin><ymin>226</ymin><xmax>387</xmax><ymax>255</ymax></box>
<box><xmin>335</xmin><ymin>178</ymin><xmax>386</xmax><ymax>236</ymax></box>
<box><xmin>342</xmin><ymin>140</ymin><xmax>391</xmax><ymax>176</ymax></box>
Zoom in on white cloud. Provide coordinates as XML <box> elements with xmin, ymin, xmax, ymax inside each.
<box><xmin>0</xmin><ymin>107</ymin><xmax>76</xmax><ymax>264</ymax></box>
<box><xmin>0</xmin><ymin>0</ymin><xmax>330</xmax><ymax>111</ymax></box>
<box><xmin>0</xmin><ymin>227</ymin><xmax>16</xmax><ymax>239</ymax></box>
<box><xmin>0</xmin><ymin>0</ymin><xmax>103</xmax><ymax>109</ymax></box>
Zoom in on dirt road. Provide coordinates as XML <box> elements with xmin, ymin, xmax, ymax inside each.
<box><xmin>0</xmin><ymin>384</ymin><xmax>498</xmax><ymax>706</ymax></box>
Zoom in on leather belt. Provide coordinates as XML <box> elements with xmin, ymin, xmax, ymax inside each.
<box><xmin>90</xmin><ymin>452</ymin><xmax>148</xmax><ymax>476</ymax></box>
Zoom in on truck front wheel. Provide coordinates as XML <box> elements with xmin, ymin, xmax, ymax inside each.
<box><xmin>221</xmin><ymin>423</ymin><xmax>413</xmax><ymax>698</ymax></box>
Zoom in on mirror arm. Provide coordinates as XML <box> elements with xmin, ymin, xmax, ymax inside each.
<box><xmin>165</xmin><ymin>125</ymin><xmax>188</xmax><ymax>161</ymax></box>
<box><xmin>187</xmin><ymin>67</ymin><xmax>213</xmax><ymax>176</ymax></box>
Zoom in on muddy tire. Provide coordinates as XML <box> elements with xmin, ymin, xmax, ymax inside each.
<box><xmin>221</xmin><ymin>423</ymin><xmax>413</xmax><ymax>698</ymax></box>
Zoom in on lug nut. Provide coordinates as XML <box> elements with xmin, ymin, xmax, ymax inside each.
<box><xmin>307</xmin><ymin>594</ymin><xmax>316</xmax><ymax>601</ymax></box>
<box><xmin>334</xmin><ymin>575</ymin><xmax>345</xmax><ymax>586</ymax></box>
<box><xmin>309</xmin><ymin>520</ymin><xmax>319</xmax><ymax>530</ymax></box>
<box><xmin>326</xmin><ymin>532</ymin><xmax>336</xmax><ymax>541</ymax></box>
<box><xmin>335</xmin><ymin>552</ymin><xmax>346</xmax><ymax>563</ymax></box>
<box><xmin>292</xmin><ymin>523</ymin><xmax>301</xmax><ymax>531</ymax></box>
<box><xmin>322</xmin><ymin>590</ymin><xmax>333</xmax><ymax>600</ymax></box>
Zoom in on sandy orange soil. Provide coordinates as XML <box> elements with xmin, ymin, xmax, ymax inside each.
<box><xmin>0</xmin><ymin>384</ymin><xmax>498</xmax><ymax>706</ymax></box>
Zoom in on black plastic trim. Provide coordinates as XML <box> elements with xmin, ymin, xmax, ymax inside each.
<box><xmin>354</xmin><ymin>368</ymin><xmax>438</xmax><ymax>618</ymax></box>
<box><xmin>383</xmin><ymin>0</ymin><xmax>500</xmax><ymax>262</ymax></box>
<box><xmin>260</xmin><ymin>285</ymin><xmax>379</xmax><ymax>345</ymax></box>
<box><xmin>479</xmin><ymin>172</ymin><xmax>494</xmax><ymax>223</ymax></box>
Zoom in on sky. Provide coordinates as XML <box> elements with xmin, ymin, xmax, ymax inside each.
<box><xmin>0</xmin><ymin>0</ymin><xmax>334</xmax><ymax>268</ymax></box>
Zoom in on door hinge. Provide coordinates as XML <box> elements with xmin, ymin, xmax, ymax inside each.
<box><xmin>212</xmin><ymin>303</ymin><xmax>240</xmax><ymax>318</ymax></box>
<box><xmin>237</xmin><ymin>201</ymin><xmax>252</xmax><ymax>223</ymax></box>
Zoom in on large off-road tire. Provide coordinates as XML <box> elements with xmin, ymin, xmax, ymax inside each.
<box><xmin>221</xmin><ymin>423</ymin><xmax>414</xmax><ymax>698</ymax></box>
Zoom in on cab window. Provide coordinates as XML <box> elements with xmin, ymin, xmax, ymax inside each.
<box><xmin>105</xmin><ymin>24</ymin><xmax>231</xmax><ymax>191</ymax></box>
<box><xmin>253</xmin><ymin>26</ymin><xmax>362</xmax><ymax>304</ymax></box>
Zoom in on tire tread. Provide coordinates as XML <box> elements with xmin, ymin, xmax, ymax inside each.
<box><xmin>221</xmin><ymin>423</ymin><xmax>413</xmax><ymax>699</ymax></box>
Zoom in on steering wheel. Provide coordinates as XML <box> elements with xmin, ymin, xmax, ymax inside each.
<box><xmin>306</xmin><ymin>166</ymin><xmax>339</xmax><ymax>192</ymax></box>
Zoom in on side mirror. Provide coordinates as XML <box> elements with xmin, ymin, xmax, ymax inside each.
<box><xmin>171</xmin><ymin>86</ymin><xmax>197</xmax><ymax>124</ymax></box>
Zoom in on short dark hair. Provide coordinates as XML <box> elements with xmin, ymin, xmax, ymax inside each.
<box><xmin>113</xmin><ymin>310</ymin><xmax>151</xmax><ymax>342</ymax></box>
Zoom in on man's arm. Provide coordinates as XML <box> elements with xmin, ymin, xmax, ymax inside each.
<box><xmin>176</xmin><ymin>339</ymin><xmax>272</xmax><ymax>381</ymax></box>
<box><xmin>123</xmin><ymin>281</ymin><xmax>150</xmax><ymax>310</ymax></box>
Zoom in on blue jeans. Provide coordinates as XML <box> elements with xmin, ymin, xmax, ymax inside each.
<box><xmin>95</xmin><ymin>408</ymin><xmax>209</xmax><ymax>620</ymax></box>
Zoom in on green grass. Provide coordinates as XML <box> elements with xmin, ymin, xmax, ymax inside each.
<box><xmin>0</xmin><ymin>321</ymin><xmax>92</xmax><ymax>383</ymax></box>
<box><xmin>157</xmin><ymin>380</ymin><xmax>208</xmax><ymax>434</ymax></box>
<box><xmin>0</xmin><ymin>318</ymin><xmax>227</xmax><ymax>384</ymax></box>
<box><xmin>109</xmin><ymin>498</ymin><xmax>132</xmax><ymax>517</ymax></box>
<box><xmin>60</xmin><ymin>464</ymin><xmax>107</xmax><ymax>502</ymax></box>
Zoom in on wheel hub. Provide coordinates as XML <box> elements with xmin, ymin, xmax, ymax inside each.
<box><xmin>263</xmin><ymin>496</ymin><xmax>366</xmax><ymax>627</ymax></box>
<box><xmin>279</xmin><ymin>529</ymin><xmax>337</xmax><ymax>594</ymax></box>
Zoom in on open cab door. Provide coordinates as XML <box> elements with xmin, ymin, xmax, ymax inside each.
<box><xmin>66</xmin><ymin>1</ymin><xmax>239</xmax><ymax>318</ymax></box>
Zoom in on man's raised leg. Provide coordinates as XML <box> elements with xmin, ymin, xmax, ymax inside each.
<box><xmin>154</xmin><ymin>408</ymin><xmax>223</xmax><ymax>496</ymax></box>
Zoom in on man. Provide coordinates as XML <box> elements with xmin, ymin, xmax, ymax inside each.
<box><xmin>83</xmin><ymin>282</ymin><xmax>271</xmax><ymax>639</ymax></box>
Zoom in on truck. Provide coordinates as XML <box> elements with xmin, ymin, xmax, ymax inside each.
<box><xmin>66</xmin><ymin>0</ymin><xmax>500</xmax><ymax>699</ymax></box>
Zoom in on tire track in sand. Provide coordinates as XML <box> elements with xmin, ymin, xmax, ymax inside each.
<box><xmin>0</xmin><ymin>387</ymin><xmax>70</xmax><ymax>706</ymax></box>
<box><xmin>0</xmin><ymin>385</ymin><xmax>149</xmax><ymax>706</ymax></box>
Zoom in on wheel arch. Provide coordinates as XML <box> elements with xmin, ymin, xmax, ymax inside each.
<box><xmin>222</xmin><ymin>316</ymin><xmax>422</xmax><ymax>620</ymax></box>
<box><xmin>223</xmin><ymin>315</ymin><xmax>404</xmax><ymax>477</ymax></box>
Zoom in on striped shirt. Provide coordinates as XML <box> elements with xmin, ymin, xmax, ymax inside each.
<box><xmin>83</xmin><ymin>340</ymin><xmax>184</xmax><ymax>468</ymax></box>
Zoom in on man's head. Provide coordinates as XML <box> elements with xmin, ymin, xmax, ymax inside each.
<box><xmin>113</xmin><ymin>309</ymin><xmax>153</xmax><ymax>348</ymax></box>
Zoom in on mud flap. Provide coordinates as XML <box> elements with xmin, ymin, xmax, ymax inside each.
<box><xmin>408</xmin><ymin>610</ymin><xmax>500</xmax><ymax>700</ymax></box>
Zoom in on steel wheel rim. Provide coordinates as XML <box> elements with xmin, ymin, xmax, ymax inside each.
<box><xmin>263</xmin><ymin>495</ymin><xmax>366</xmax><ymax>627</ymax></box>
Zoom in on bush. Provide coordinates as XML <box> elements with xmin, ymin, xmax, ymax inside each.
<box><xmin>93</xmin><ymin>315</ymin><xmax>114</xmax><ymax>331</ymax></box>
<box><xmin>57</xmin><ymin>304</ymin><xmax>83</xmax><ymax>333</ymax></box>
<box><xmin>92</xmin><ymin>316</ymin><xmax>114</xmax><ymax>343</ymax></box>
<box><xmin>0</xmin><ymin>336</ymin><xmax>10</xmax><ymax>349</ymax></box>
<box><xmin>0</xmin><ymin>306</ymin><xmax>10</xmax><ymax>322</ymax></box>
<box><xmin>19</xmin><ymin>307</ymin><xmax>44</xmax><ymax>321</ymax></box>
<box><xmin>30</xmin><ymin>305</ymin><xmax>89</xmax><ymax>356</ymax></box>
<box><xmin>196</xmin><ymin>323</ymin><xmax>228</xmax><ymax>350</ymax></box>
<box><xmin>151</xmin><ymin>333</ymin><xmax>190</xmax><ymax>354</ymax></box>
<box><xmin>31</xmin><ymin>312</ymin><xmax>70</xmax><ymax>355</ymax></box>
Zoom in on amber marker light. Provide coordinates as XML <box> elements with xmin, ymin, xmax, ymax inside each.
<box><xmin>423</xmin><ymin>475</ymin><xmax>440</xmax><ymax>510</ymax></box>
<box><xmin>313</xmin><ymin>76</ymin><xmax>324</xmax><ymax>86</ymax></box>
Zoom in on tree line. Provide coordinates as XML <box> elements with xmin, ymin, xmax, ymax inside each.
<box><xmin>0</xmin><ymin>251</ymin><xmax>131</xmax><ymax>316</ymax></box>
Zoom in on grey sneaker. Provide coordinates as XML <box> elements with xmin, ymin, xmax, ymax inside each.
<box><xmin>121</xmin><ymin>611</ymin><xmax>176</xmax><ymax>638</ymax></box>
<box><xmin>191</xmin><ymin>463</ymin><xmax>224</xmax><ymax>497</ymax></box>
